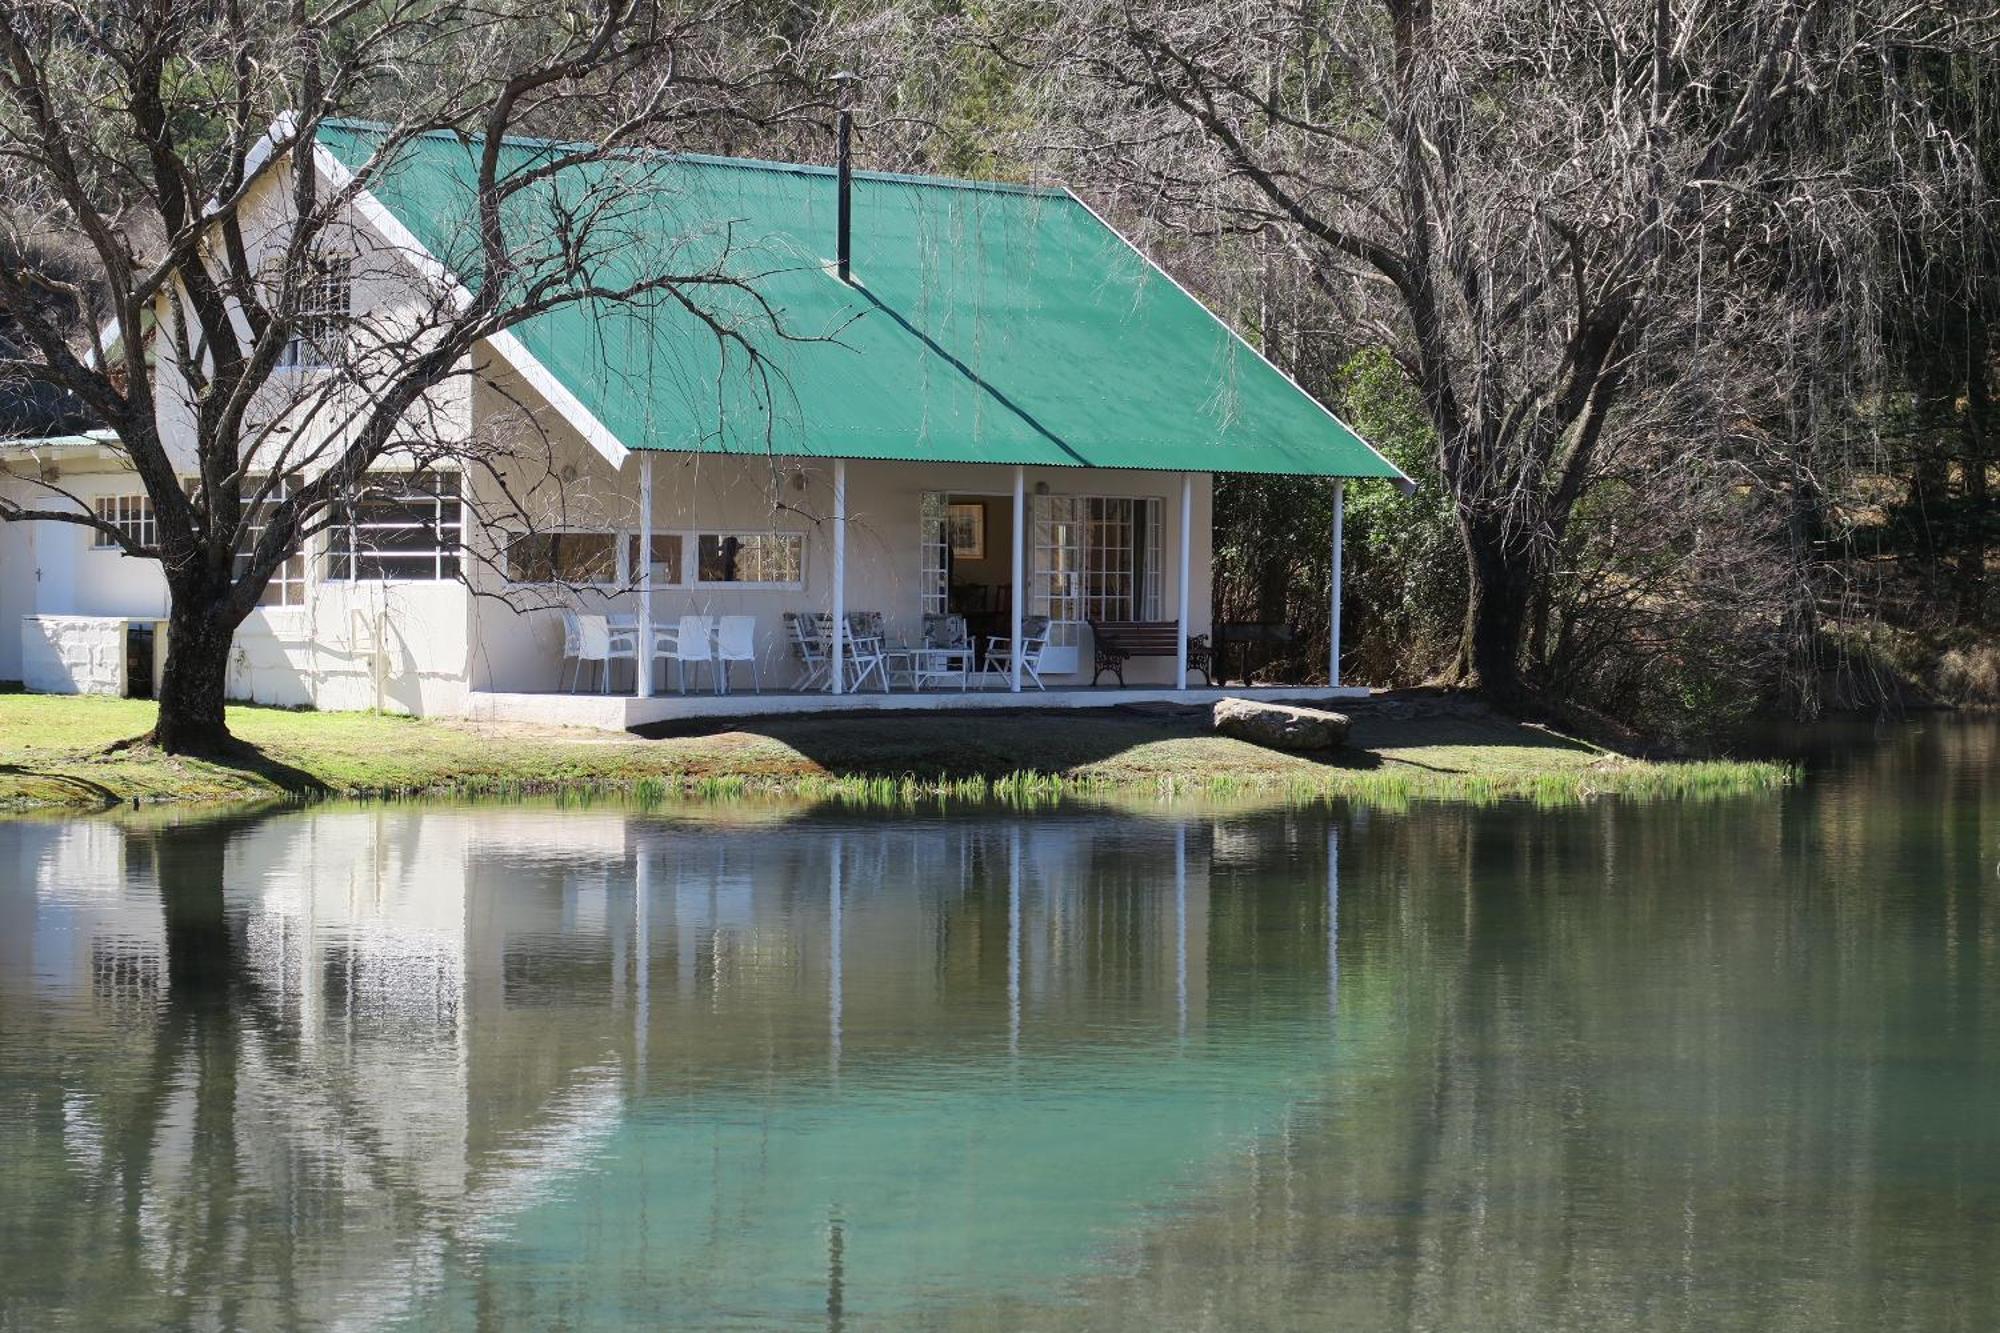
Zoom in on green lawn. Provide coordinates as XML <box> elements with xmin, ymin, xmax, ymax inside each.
<box><xmin>0</xmin><ymin>693</ymin><xmax>1792</xmax><ymax>812</ymax></box>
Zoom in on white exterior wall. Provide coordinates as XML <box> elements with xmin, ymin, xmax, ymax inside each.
<box><xmin>0</xmin><ymin>155</ymin><xmax>479</xmax><ymax>709</ymax></box>
<box><xmin>3</xmin><ymin>462</ymin><xmax>169</xmax><ymax>687</ymax></box>
<box><xmin>0</xmin><ymin>461</ymin><xmax>469</xmax><ymax>711</ymax></box>
<box><xmin>218</xmin><ymin>581</ymin><xmax>472</xmax><ymax>715</ymax></box>
<box><xmin>147</xmin><ymin>154</ymin><xmax>475</xmax><ymax>481</ymax></box>
<box><xmin>0</xmin><ymin>487</ymin><xmax>34</xmax><ymax>680</ymax></box>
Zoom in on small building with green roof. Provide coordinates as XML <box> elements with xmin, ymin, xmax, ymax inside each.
<box><xmin>4</xmin><ymin>120</ymin><xmax>1405</xmax><ymax>724</ymax></box>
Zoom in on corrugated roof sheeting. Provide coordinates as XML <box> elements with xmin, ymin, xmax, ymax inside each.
<box><xmin>317</xmin><ymin>123</ymin><xmax>1405</xmax><ymax>479</ymax></box>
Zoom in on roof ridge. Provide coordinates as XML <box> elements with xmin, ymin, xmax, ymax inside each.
<box><xmin>316</xmin><ymin>117</ymin><xmax>1069</xmax><ymax>200</ymax></box>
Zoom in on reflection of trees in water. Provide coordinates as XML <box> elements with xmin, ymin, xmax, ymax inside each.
<box><xmin>1039</xmin><ymin>745</ymin><xmax>2000</xmax><ymax>1331</ymax></box>
<box><xmin>5</xmin><ymin>811</ymin><xmax>479</xmax><ymax>1328</ymax></box>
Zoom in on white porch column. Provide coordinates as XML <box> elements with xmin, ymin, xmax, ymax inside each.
<box><xmin>832</xmin><ymin>459</ymin><xmax>847</xmax><ymax>694</ymax></box>
<box><xmin>1329</xmin><ymin>478</ymin><xmax>1346</xmax><ymax>687</ymax></box>
<box><xmin>1010</xmin><ymin>466</ymin><xmax>1025</xmax><ymax>692</ymax></box>
<box><xmin>635</xmin><ymin>453</ymin><xmax>654</xmax><ymax>698</ymax></box>
<box><xmin>1176</xmin><ymin>472</ymin><xmax>1193</xmax><ymax>690</ymax></box>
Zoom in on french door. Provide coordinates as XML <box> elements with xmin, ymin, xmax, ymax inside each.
<box><xmin>921</xmin><ymin>491</ymin><xmax>1162</xmax><ymax>678</ymax></box>
<box><xmin>919</xmin><ymin>492</ymin><xmax>950</xmax><ymax>616</ymax></box>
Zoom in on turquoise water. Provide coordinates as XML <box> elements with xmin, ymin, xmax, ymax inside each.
<box><xmin>0</xmin><ymin>719</ymin><xmax>1995</xmax><ymax>1329</ymax></box>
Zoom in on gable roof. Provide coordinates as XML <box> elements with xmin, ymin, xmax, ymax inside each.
<box><xmin>315</xmin><ymin>122</ymin><xmax>1406</xmax><ymax>482</ymax></box>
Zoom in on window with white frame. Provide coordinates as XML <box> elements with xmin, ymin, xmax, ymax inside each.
<box><xmin>234</xmin><ymin>478</ymin><xmax>306</xmax><ymax>607</ymax></box>
<box><xmin>92</xmin><ymin>494</ymin><xmax>155</xmax><ymax>550</ymax></box>
<box><xmin>327</xmin><ymin>473</ymin><xmax>462</xmax><ymax>581</ymax></box>
<box><xmin>625</xmin><ymin>532</ymin><xmax>685</xmax><ymax>586</ymax></box>
<box><xmin>277</xmin><ymin>252</ymin><xmax>353</xmax><ymax>370</ymax></box>
<box><xmin>506</xmin><ymin>531</ymin><xmax>620</xmax><ymax>586</ymax></box>
<box><xmin>695</xmin><ymin>532</ymin><xmax>804</xmax><ymax>586</ymax></box>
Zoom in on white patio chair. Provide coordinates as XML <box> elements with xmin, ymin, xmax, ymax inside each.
<box><xmin>565</xmin><ymin>612</ymin><xmax>639</xmax><ymax>694</ymax></box>
<box><xmin>922</xmin><ymin>613</ymin><xmax>968</xmax><ymax>650</ymax></box>
<box><xmin>715</xmin><ymin>615</ymin><xmax>760</xmax><ymax>694</ymax></box>
<box><xmin>786</xmin><ymin>612</ymin><xmax>831</xmax><ymax>691</ymax></box>
<box><xmin>660</xmin><ymin>613</ymin><xmax>719</xmax><ymax>694</ymax></box>
<box><xmin>916</xmin><ymin>613</ymin><xmax>972</xmax><ymax>691</ymax></box>
<box><xmin>981</xmin><ymin>616</ymin><xmax>1050</xmax><ymax>690</ymax></box>
<box><xmin>647</xmin><ymin>619</ymin><xmax>680</xmax><ymax>695</ymax></box>
<box><xmin>840</xmin><ymin>610</ymin><xmax>889</xmax><ymax>692</ymax></box>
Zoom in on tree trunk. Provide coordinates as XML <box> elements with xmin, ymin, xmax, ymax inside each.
<box><xmin>1456</xmin><ymin>517</ymin><xmax>1536</xmax><ymax>707</ymax></box>
<box><xmin>1959</xmin><ymin>312</ymin><xmax>1990</xmax><ymax>624</ymax></box>
<box><xmin>151</xmin><ymin>602</ymin><xmax>240</xmax><ymax>754</ymax></box>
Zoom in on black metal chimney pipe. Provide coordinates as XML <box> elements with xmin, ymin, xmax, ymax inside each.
<box><xmin>836</xmin><ymin>106</ymin><xmax>852</xmax><ymax>284</ymax></box>
<box><xmin>833</xmin><ymin>71</ymin><xmax>858</xmax><ymax>284</ymax></box>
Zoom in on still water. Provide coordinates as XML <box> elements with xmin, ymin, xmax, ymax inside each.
<box><xmin>1</xmin><ymin>721</ymin><xmax>1995</xmax><ymax>1330</ymax></box>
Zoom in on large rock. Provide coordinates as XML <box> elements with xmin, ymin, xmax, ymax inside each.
<box><xmin>1211</xmin><ymin>697</ymin><xmax>1351</xmax><ymax>752</ymax></box>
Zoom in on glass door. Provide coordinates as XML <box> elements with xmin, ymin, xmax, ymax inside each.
<box><xmin>1030</xmin><ymin>495</ymin><xmax>1083</xmax><ymax>673</ymax></box>
<box><xmin>919</xmin><ymin>492</ymin><xmax>949</xmax><ymax>617</ymax></box>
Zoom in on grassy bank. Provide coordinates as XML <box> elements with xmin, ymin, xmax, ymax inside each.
<box><xmin>0</xmin><ymin>693</ymin><xmax>1793</xmax><ymax>813</ymax></box>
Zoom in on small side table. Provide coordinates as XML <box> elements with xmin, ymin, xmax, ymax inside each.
<box><xmin>913</xmin><ymin>646</ymin><xmax>973</xmax><ymax>691</ymax></box>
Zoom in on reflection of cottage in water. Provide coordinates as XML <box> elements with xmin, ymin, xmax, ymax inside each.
<box><xmin>2</xmin><ymin>806</ymin><xmax>1344</xmax><ymax>1328</ymax></box>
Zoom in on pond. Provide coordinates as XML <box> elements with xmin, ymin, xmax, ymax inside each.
<box><xmin>1</xmin><ymin>719</ymin><xmax>1995</xmax><ymax>1330</ymax></box>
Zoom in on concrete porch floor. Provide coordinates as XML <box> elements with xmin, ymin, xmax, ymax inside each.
<box><xmin>464</xmin><ymin>682</ymin><xmax>1373</xmax><ymax>733</ymax></box>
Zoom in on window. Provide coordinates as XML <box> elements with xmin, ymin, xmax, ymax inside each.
<box><xmin>626</xmin><ymin>533</ymin><xmax>685</xmax><ymax>586</ymax></box>
<box><xmin>327</xmin><ymin>473</ymin><xmax>462</xmax><ymax>581</ymax></box>
<box><xmin>92</xmin><ymin>495</ymin><xmax>154</xmax><ymax>550</ymax></box>
<box><xmin>695</xmin><ymin>532</ymin><xmax>804</xmax><ymax>586</ymax></box>
<box><xmin>506</xmin><ymin>531</ymin><xmax>619</xmax><ymax>585</ymax></box>
<box><xmin>278</xmin><ymin>253</ymin><xmax>353</xmax><ymax>370</ymax></box>
<box><xmin>236</xmin><ymin>479</ymin><xmax>306</xmax><ymax>607</ymax></box>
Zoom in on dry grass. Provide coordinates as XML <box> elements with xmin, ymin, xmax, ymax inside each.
<box><xmin>1936</xmin><ymin>643</ymin><xmax>2000</xmax><ymax>706</ymax></box>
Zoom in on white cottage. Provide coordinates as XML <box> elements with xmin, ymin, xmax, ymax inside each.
<box><xmin>0</xmin><ymin>121</ymin><xmax>1408</xmax><ymax>730</ymax></box>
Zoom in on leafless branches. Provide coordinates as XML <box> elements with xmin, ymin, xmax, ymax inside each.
<box><xmin>1000</xmin><ymin>0</ymin><xmax>1994</xmax><ymax>711</ymax></box>
<box><xmin>0</xmin><ymin>0</ymin><xmax>824</xmax><ymax>746</ymax></box>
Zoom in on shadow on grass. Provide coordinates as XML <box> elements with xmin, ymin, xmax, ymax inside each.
<box><xmin>1343</xmin><ymin>712</ymin><xmax>1600</xmax><ymax>756</ymax></box>
<box><xmin>0</xmin><ymin>763</ymin><xmax>122</xmax><ymax>806</ymax></box>
<box><xmin>632</xmin><ymin>704</ymin><xmax>1399</xmax><ymax>780</ymax></box>
<box><xmin>207</xmin><ymin>743</ymin><xmax>331</xmax><ymax>799</ymax></box>
<box><xmin>109</xmin><ymin>735</ymin><xmax>333</xmax><ymax>802</ymax></box>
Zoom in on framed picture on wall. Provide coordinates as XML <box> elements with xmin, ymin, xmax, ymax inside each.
<box><xmin>946</xmin><ymin>502</ymin><xmax>986</xmax><ymax>559</ymax></box>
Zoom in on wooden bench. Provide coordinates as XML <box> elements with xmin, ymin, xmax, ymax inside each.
<box><xmin>1089</xmin><ymin>621</ymin><xmax>1212</xmax><ymax>687</ymax></box>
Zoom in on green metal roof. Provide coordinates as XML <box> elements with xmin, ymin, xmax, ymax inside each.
<box><xmin>316</xmin><ymin>122</ymin><xmax>1404</xmax><ymax>479</ymax></box>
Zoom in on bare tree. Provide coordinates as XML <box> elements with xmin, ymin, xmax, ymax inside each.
<box><xmin>0</xmin><ymin>0</ymin><xmax>807</xmax><ymax>752</ymax></box>
<box><xmin>1013</xmin><ymin>0</ymin><xmax>1987</xmax><ymax>707</ymax></box>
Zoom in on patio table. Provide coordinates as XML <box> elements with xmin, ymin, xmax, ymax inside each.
<box><xmin>912</xmin><ymin>646</ymin><xmax>973</xmax><ymax>691</ymax></box>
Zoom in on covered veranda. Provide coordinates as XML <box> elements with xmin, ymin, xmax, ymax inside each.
<box><xmin>464</xmin><ymin>450</ymin><xmax>1381</xmax><ymax>732</ymax></box>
